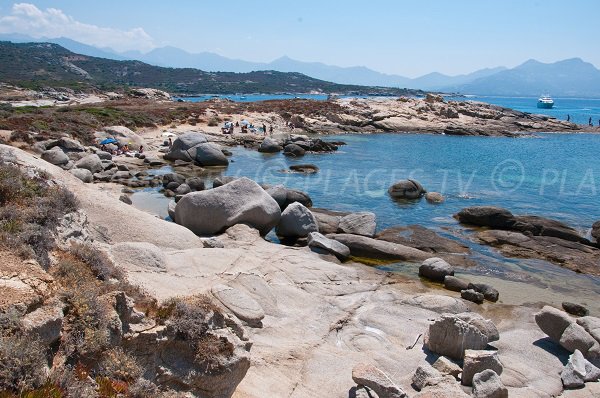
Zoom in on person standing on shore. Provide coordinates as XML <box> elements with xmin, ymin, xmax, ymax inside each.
<box><xmin>269</xmin><ymin>125</ymin><xmax>274</xmax><ymax>135</ymax></box>
<box><xmin>589</xmin><ymin>117</ymin><xmax>593</xmax><ymax>126</ymax></box>
<box><xmin>567</xmin><ymin>114</ymin><xmax>570</xmax><ymax>122</ymax></box>
<box><xmin>262</xmin><ymin>123</ymin><xmax>267</xmax><ymax>136</ymax></box>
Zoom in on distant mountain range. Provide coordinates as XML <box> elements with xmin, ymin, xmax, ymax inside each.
<box><xmin>0</xmin><ymin>41</ymin><xmax>420</xmax><ymax>96</ymax></box>
<box><xmin>1</xmin><ymin>33</ymin><xmax>600</xmax><ymax>97</ymax></box>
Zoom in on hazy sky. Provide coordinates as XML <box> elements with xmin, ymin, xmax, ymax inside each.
<box><xmin>0</xmin><ymin>0</ymin><xmax>598</xmax><ymax>77</ymax></box>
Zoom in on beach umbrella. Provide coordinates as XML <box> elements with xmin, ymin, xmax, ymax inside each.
<box><xmin>99</xmin><ymin>138</ymin><xmax>118</xmax><ymax>145</ymax></box>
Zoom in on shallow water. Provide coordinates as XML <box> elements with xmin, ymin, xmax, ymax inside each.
<box><xmin>131</xmin><ymin>132</ymin><xmax>600</xmax><ymax>308</ymax></box>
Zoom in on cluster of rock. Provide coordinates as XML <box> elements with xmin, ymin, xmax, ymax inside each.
<box><xmin>455</xmin><ymin>206</ymin><xmax>600</xmax><ymax>275</ymax></box>
<box><xmin>535</xmin><ymin>305</ymin><xmax>600</xmax><ymax>388</ymax></box>
<box><xmin>387</xmin><ymin>179</ymin><xmax>444</xmax><ymax>204</ymax></box>
<box><xmin>257</xmin><ymin>134</ymin><xmax>341</xmax><ymax>156</ymax></box>
<box><xmin>350</xmin><ymin>313</ymin><xmax>507</xmax><ymax>397</ymax></box>
<box><xmin>164</xmin><ymin>132</ymin><xmax>229</xmax><ymax>166</ymax></box>
<box><xmin>128</xmin><ymin>87</ymin><xmax>171</xmax><ymax>101</ymax></box>
<box><xmin>281</xmin><ymin>95</ymin><xmax>582</xmax><ymax>136</ymax></box>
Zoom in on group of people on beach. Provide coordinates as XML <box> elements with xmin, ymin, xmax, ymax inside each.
<box><xmin>99</xmin><ymin>142</ymin><xmax>144</xmax><ymax>156</ymax></box>
<box><xmin>221</xmin><ymin>121</ymin><xmax>274</xmax><ymax>135</ymax></box>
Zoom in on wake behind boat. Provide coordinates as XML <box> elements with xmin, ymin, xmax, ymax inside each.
<box><xmin>537</xmin><ymin>94</ymin><xmax>554</xmax><ymax>109</ymax></box>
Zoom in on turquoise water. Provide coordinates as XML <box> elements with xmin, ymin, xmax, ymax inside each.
<box><xmin>133</xmin><ymin>132</ymin><xmax>600</xmax><ymax>303</ymax></box>
<box><xmin>223</xmin><ymin>133</ymin><xmax>599</xmax><ymax>235</ymax></box>
<box><xmin>449</xmin><ymin>95</ymin><xmax>600</xmax><ymax>126</ymax></box>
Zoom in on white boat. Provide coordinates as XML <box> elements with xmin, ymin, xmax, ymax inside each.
<box><xmin>537</xmin><ymin>94</ymin><xmax>554</xmax><ymax>109</ymax></box>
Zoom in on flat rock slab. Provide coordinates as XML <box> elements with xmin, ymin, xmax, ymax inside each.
<box><xmin>211</xmin><ymin>284</ymin><xmax>265</xmax><ymax>326</ymax></box>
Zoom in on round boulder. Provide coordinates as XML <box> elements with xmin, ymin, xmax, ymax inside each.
<box><xmin>163</xmin><ymin>132</ymin><xmax>208</xmax><ymax>161</ymax></box>
<box><xmin>189</xmin><ymin>143</ymin><xmax>229</xmax><ymax>166</ymax></box>
<box><xmin>69</xmin><ymin>168</ymin><xmax>93</xmax><ymax>183</ymax></box>
<box><xmin>258</xmin><ymin>137</ymin><xmax>282</xmax><ymax>153</ymax></box>
<box><xmin>75</xmin><ymin>154</ymin><xmax>103</xmax><ymax>173</ymax></box>
<box><xmin>388</xmin><ymin>179</ymin><xmax>426</xmax><ymax>199</ymax></box>
<box><xmin>419</xmin><ymin>257</ymin><xmax>455</xmax><ymax>282</ymax></box>
<box><xmin>174</xmin><ymin>177</ymin><xmax>281</xmax><ymax>236</ymax></box>
<box><xmin>41</xmin><ymin>148</ymin><xmax>69</xmax><ymax>166</ymax></box>
<box><xmin>283</xmin><ymin>144</ymin><xmax>306</xmax><ymax>157</ymax></box>
<box><xmin>275</xmin><ymin>202</ymin><xmax>318</xmax><ymax>238</ymax></box>
<box><xmin>425</xmin><ymin>192</ymin><xmax>445</xmax><ymax>204</ymax></box>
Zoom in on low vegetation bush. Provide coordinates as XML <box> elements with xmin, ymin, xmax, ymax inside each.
<box><xmin>0</xmin><ymin>160</ymin><xmax>78</xmax><ymax>268</ymax></box>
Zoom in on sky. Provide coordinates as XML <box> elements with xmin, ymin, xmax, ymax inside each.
<box><xmin>0</xmin><ymin>0</ymin><xmax>599</xmax><ymax>77</ymax></box>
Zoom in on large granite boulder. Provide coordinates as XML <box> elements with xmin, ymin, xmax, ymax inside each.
<box><xmin>307</xmin><ymin>232</ymin><xmax>350</xmax><ymax>260</ymax></box>
<box><xmin>534</xmin><ymin>305</ymin><xmax>574</xmax><ymax>342</ymax></box>
<box><xmin>174</xmin><ymin>177</ymin><xmax>281</xmax><ymax>235</ymax></box>
<box><xmin>41</xmin><ymin>147</ymin><xmax>69</xmax><ymax>165</ymax></box>
<box><xmin>189</xmin><ymin>143</ymin><xmax>229</xmax><ymax>166</ymax></box>
<box><xmin>419</xmin><ymin>257</ymin><xmax>455</xmax><ymax>282</ymax></box>
<box><xmin>258</xmin><ymin>137</ymin><xmax>282</xmax><ymax>153</ymax></box>
<box><xmin>75</xmin><ymin>154</ymin><xmax>103</xmax><ymax>173</ymax></box>
<box><xmin>424</xmin><ymin>313</ymin><xmax>499</xmax><ymax>359</ymax></box>
<box><xmin>388</xmin><ymin>179</ymin><xmax>425</xmax><ymax>199</ymax></box>
<box><xmin>338</xmin><ymin>212</ymin><xmax>376</xmax><ymax>237</ymax></box>
<box><xmin>454</xmin><ymin>206</ymin><xmax>515</xmax><ymax>229</ymax></box>
<box><xmin>164</xmin><ymin>132</ymin><xmax>208</xmax><ymax>161</ymax></box>
<box><xmin>283</xmin><ymin>143</ymin><xmax>306</xmax><ymax>157</ymax></box>
<box><xmin>275</xmin><ymin>202</ymin><xmax>318</xmax><ymax>238</ymax></box>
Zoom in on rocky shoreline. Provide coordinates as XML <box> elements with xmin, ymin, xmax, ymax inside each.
<box><xmin>1</xmin><ymin>89</ymin><xmax>600</xmax><ymax>397</ymax></box>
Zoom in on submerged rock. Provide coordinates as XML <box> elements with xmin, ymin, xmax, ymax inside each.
<box><xmin>425</xmin><ymin>192</ymin><xmax>445</xmax><ymax>204</ymax></box>
<box><xmin>328</xmin><ymin>234</ymin><xmax>429</xmax><ymax>262</ymax></box>
<box><xmin>455</xmin><ymin>206</ymin><xmax>515</xmax><ymax>229</ymax></box>
<box><xmin>388</xmin><ymin>179</ymin><xmax>425</xmax><ymax>200</ymax></box>
<box><xmin>283</xmin><ymin>143</ymin><xmax>306</xmax><ymax>157</ymax></box>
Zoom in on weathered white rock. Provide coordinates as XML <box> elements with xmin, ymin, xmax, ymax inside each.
<box><xmin>75</xmin><ymin>154</ymin><xmax>103</xmax><ymax>173</ymax></box>
<box><xmin>211</xmin><ymin>284</ymin><xmax>265</xmax><ymax>326</ymax></box>
<box><xmin>534</xmin><ymin>305</ymin><xmax>574</xmax><ymax>342</ymax></box>
<box><xmin>338</xmin><ymin>212</ymin><xmax>377</xmax><ymax>237</ymax></box>
<box><xmin>560</xmin><ymin>323</ymin><xmax>597</xmax><ymax>355</ymax></box>
<box><xmin>425</xmin><ymin>313</ymin><xmax>499</xmax><ymax>360</ymax></box>
<box><xmin>577</xmin><ymin>316</ymin><xmax>600</xmax><ymax>343</ymax></box>
<box><xmin>175</xmin><ymin>177</ymin><xmax>281</xmax><ymax>236</ymax></box>
<box><xmin>276</xmin><ymin>202</ymin><xmax>318</xmax><ymax>238</ymax></box>
<box><xmin>351</xmin><ymin>363</ymin><xmax>407</xmax><ymax>398</ymax></box>
<box><xmin>472</xmin><ymin>369</ymin><xmax>508</xmax><ymax>398</ymax></box>
<box><xmin>561</xmin><ymin>349</ymin><xmax>600</xmax><ymax>389</ymax></box>
<box><xmin>432</xmin><ymin>356</ymin><xmax>462</xmax><ymax>379</ymax></box>
<box><xmin>419</xmin><ymin>257</ymin><xmax>455</xmax><ymax>281</ymax></box>
<box><xmin>307</xmin><ymin>232</ymin><xmax>350</xmax><ymax>260</ymax></box>
<box><xmin>111</xmin><ymin>242</ymin><xmax>168</xmax><ymax>271</ymax></box>
<box><xmin>462</xmin><ymin>350</ymin><xmax>503</xmax><ymax>386</ymax></box>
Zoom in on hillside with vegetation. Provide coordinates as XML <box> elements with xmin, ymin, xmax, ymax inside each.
<box><xmin>0</xmin><ymin>41</ymin><xmax>423</xmax><ymax>96</ymax></box>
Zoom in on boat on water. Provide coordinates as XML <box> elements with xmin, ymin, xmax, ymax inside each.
<box><xmin>537</xmin><ymin>94</ymin><xmax>554</xmax><ymax>109</ymax></box>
